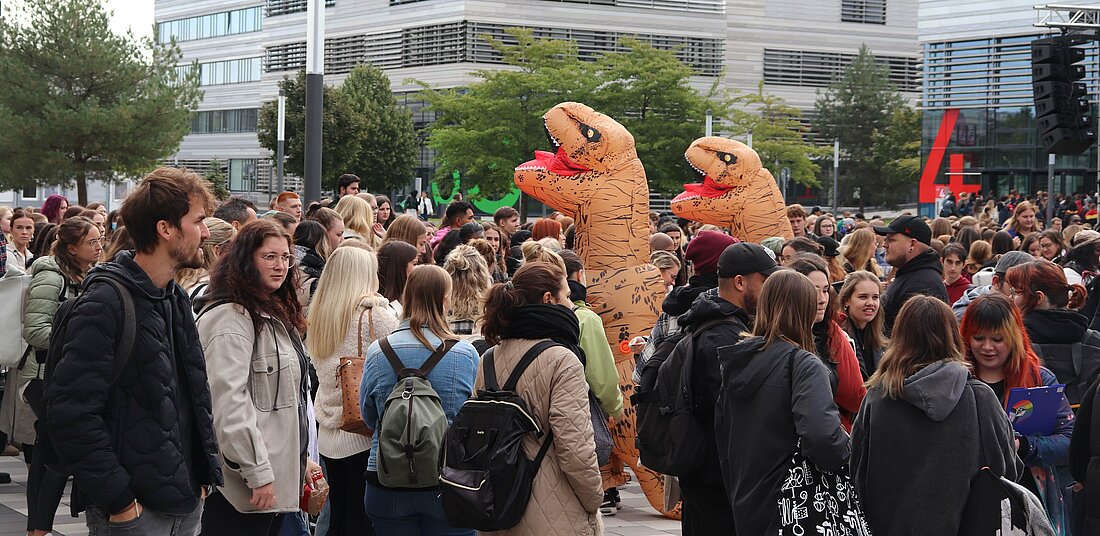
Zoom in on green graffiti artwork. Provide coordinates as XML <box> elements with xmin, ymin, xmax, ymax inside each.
<box><xmin>431</xmin><ymin>172</ymin><xmax>520</xmax><ymax>213</ymax></box>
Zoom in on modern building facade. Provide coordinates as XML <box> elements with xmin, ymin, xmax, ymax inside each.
<box><xmin>150</xmin><ymin>0</ymin><xmax>920</xmax><ymax>204</ymax></box>
<box><xmin>919</xmin><ymin>0</ymin><xmax>1100</xmax><ymax>209</ymax></box>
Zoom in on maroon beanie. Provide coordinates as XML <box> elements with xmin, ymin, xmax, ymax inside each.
<box><xmin>684</xmin><ymin>230</ymin><xmax>738</xmax><ymax>275</ymax></box>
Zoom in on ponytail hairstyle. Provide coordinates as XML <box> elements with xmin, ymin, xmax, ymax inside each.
<box><xmin>481</xmin><ymin>261</ymin><xmax>567</xmax><ymax>345</ymax></box>
<box><xmin>51</xmin><ymin>216</ymin><xmax>98</xmax><ymax>283</ymax></box>
<box><xmin>520</xmin><ymin>239</ymin><xmax>566</xmax><ymax>272</ymax></box>
<box><xmin>960</xmin><ymin>293</ymin><xmax>1042</xmax><ymax>405</ymax></box>
<box><xmin>402</xmin><ymin>265</ymin><xmax>459</xmax><ymax>350</ymax></box>
<box><xmin>443</xmin><ymin>244</ymin><xmax>492</xmax><ymax>322</ymax></box>
<box><xmin>1004</xmin><ymin>260</ymin><xmax>1087</xmax><ymax>315</ymax></box>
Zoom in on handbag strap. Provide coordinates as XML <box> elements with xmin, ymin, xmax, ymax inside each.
<box><xmin>356</xmin><ymin>307</ymin><xmax>370</xmax><ymax>357</ymax></box>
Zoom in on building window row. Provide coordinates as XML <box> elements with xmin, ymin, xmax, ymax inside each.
<box><xmin>841</xmin><ymin>0</ymin><xmax>886</xmax><ymax>24</ymax></box>
<box><xmin>157</xmin><ymin>6</ymin><xmax>262</xmax><ymax>43</ymax></box>
<box><xmin>763</xmin><ymin>48</ymin><xmax>920</xmax><ymax>92</ymax></box>
<box><xmin>177</xmin><ymin>57</ymin><xmax>263</xmax><ymax>86</ymax></box>
<box><xmin>266</xmin><ymin>0</ymin><xmax>335</xmax><ymax>17</ymax></box>
<box><xmin>191</xmin><ymin>108</ymin><xmax>260</xmax><ymax>134</ymax></box>
<box><xmin>265</xmin><ymin>21</ymin><xmax>723</xmax><ymax>76</ymax></box>
<box><xmin>391</xmin><ymin>0</ymin><xmax>722</xmax><ymax>12</ymax></box>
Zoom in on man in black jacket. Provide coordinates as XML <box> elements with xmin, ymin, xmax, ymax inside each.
<box><xmin>47</xmin><ymin>168</ymin><xmax>222</xmax><ymax>535</ymax></box>
<box><xmin>676</xmin><ymin>242</ymin><xmax>777</xmax><ymax>535</ymax></box>
<box><xmin>875</xmin><ymin>215</ymin><xmax>949</xmax><ymax>335</ymax></box>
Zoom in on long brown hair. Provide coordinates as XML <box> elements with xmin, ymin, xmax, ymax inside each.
<box><xmin>838</xmin><ymin>271</ymin><xmax>885</xmax><ymax>355</ymax></box>
<box><xmin>867</xmin><ymin>295</ymin><xmax>967</xmax><ymax>399</ymax></box>
<box><xmin>481</xmin><ymin>261</ymin><xmax>566</xmax><ymax>345</ymax></box>
<box><xmin>751</xmin><ymin>270</ymin><xmax>818</xmax><ymax>352</ymax></box>
<box><xmin>787</xmin><ymin>254</ymin><xmax>840</xmax><ymax>352</ymax></box>
<box><xmin>1005</xmin><ymin>259</ymin><xmax>1087</xmax><ymax>314</ymax></box>
<box><xmin>208</xmin><ymin>220</ymin><xmax>305</xmax><ymax>334</ymax></box>
<box><xmin>841</xmin><ymin>228</ymin><xmax>881</xmax><ymax>277</ymax></box>
<box><xmin>378</xmin><ymin>240</ymin><xmax>418</xmax><ymax>303</ymax></box>
<box><xmin>402</xmin><ymin>265</ymin><xmax>458</xmax><ymax>350</ymax></box>
<box><xmin>51</xmin><ymin>216</ymin><xmax>97</xmax><ymax>283</ymax></box>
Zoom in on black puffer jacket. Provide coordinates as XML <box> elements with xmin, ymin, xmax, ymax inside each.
<box><xmin>715</xmin><ymin>337</ymin><xmax>850</xmax><ymax>535</ymax></box>
<box><xmin>1070</xmin><ymin>379</ymin><xmax>1100</xmax><ymax>534</ymax></box>
<box><xmin>676</xmin><ymin>290</ymin><xmax>750</xmax><ymax>482</ymax></box>
<box><xmin>882</xmin><ymin>249</ymin><xmax>948</xmax><ymax>335</ymax></box>
<box><xmin>47</xmin><ymin>252</ymin><xmax>222</xmax><ymax>515</ymax></box>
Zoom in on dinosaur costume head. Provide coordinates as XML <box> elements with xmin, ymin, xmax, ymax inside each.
<box><xmin>671</xmin><ymin>136</ymin><xmax>793</xmax><ymax>242</ymax></box>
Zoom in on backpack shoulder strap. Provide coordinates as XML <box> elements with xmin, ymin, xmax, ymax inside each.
<box><xmin>482</xmin><ymin>347</ymin><xmax>499</xmax><ymax>390</ymax></box>
<box><xmin>99</xmin><ymin>277</ymin><xmax>136</xmax><ymax>386</ymax></box>
<box><xmin>689</xmin><ymin>315</ymin><xmax>742</xmax><ymax>339</ymax></box>
<box><xmin>502</xmin><ymin>340</ymin><xmax>561</xmax><ymax>392</ymax></box>
<box><xmin>188</xmin><ymin>283</ymin><xmax>207</xmax><ymax>303</ymax></box>
<box><xmin>419</xmin><ymin>339</ymin><xmax>458</xmax><ymax>376</ymax></box>
<box><xmin>378</xmin><ymin>336</ymin><xmax>404</xmax><ymax>374</ymax></box>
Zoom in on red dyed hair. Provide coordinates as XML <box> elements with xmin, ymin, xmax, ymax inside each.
<box><xmin>531</xmin><ymin>218</ymin><xmax>563</xmax><ymax>242</ymax></box>
<box><xmin>960</xmin><ymin>293</ymin><xmax>1043</xmax><ymax>404</ymax></box>
<box><xmin>1004</xmin><ymin>259</ymin><xmax>1087</xmax><ymax>315</ymax></box>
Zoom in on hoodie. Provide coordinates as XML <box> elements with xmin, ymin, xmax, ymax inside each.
<box><xmin>882</xmin><ymin>248</ymin><xmax>949</xmax><ymax>336</ymax></box>
<box><xmin>852</xmin><ymin>361</ymin><xmax>1022</xmax><ymax>536</ymax></box>
<box><xmin>715</xmin><ymin>337</ymin><xmax>850</xmax><ymax>535</ymax></box>
<box><xmin>1024</xmin><ymin>307</ymin><xmax>1089</xmax><ymax>345</ymax></box>
<box><xmin>952</xmin><ymin>284</ymin><xmax>994</xmax><ymax>320</ymax></box>
<box><xmin>632</xmin><ymin>273</ymin><xmax>719</xmax><ymax>383</ymax></box>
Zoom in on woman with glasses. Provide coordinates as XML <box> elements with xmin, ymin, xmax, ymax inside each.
<box><xmin>197</xmin><ymin>220</ymin><xmax>319</xmax><ymax>535</ymax></box>
<box><xmin>21</xmin><ymin>216</ymin><xmax>101</xmax><ymax>536</ymax></box>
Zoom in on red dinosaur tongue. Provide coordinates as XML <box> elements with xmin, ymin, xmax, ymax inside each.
<box><xmin>673</xmin><ymin>177</ymin><xmax>731</xmax><ymax>201</ymax></box>
<box><xmin>516</xmin><ymin>148</ymin><xmax>590</xmax><ymax>177</ymax></box>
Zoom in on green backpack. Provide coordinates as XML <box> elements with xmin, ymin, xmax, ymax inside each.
<box><xmin>377</xmin><ymin>336</ymin><xmax>458</xmax><ymax>488</ymax></box>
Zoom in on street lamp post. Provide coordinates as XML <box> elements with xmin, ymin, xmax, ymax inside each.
<box><xmin>276</xmin><ymin>89</ymin><xmax>286</xmax><ymax>194</ymax></box>
<box><xmin>303</xmin><ymin>0</ymin><xmax>324</xmax><ymax>203</ymax></box>
<box><xmin>833</xmin><ymin>139</ymin><xmax>840</xmax><ymax>214</ymax></box>
<box><xmin>705</xmin><ymin>109</ymin><xmax>713</xmax><ymax>137</ymax></box>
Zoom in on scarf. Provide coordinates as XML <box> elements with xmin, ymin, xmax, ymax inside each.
<box><xmin>567</xmin><ymin>279</ymin><xmax>588</xmax><ymax>303</ymax></box>
<box><xmin>502</xmin><ymin>303</ymin><xmax>586</xmax><ymax>365</ymax></box>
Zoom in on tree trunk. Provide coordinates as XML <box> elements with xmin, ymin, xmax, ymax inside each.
<box><xmin>76</xmin><ymin>172</ymin><xmax>88</xmax><ymax>206</ymax></box>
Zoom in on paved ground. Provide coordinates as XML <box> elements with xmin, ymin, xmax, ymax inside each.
<box><xmin>0</xmin><ymin>453</ymin><xmax>680</xmax><ymax>536</ymax></box>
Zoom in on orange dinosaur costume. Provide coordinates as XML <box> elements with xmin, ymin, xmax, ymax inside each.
<box><xmin>514</xmin><ymin>102</ymin><xmax>678</xmax><ymax>518</ymax></box>
<box><xmin>671</xmin><ymin>137</ymin><xmax>793</xmax><ymax>242</ymax></box>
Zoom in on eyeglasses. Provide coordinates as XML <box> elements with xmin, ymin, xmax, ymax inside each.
<box><xmin>259</xmin><ymin>253</ymin><xmax>295</xmax><ymax>267</ymax></box>
<box><xmin>1009</xmin><ymin>288</ymin><xmax>1024</xmax><ymax>297</ymax></box>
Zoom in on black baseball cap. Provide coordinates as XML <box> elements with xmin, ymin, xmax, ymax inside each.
<box><xmin>873</xmin><ymin>215</ymin><xmax>932</xmax><ymax>246</ymax></box>
<box><xmin>718</xmin><ymin>243</ymin><xmax>779</xmax><ymax>278</ymax></box>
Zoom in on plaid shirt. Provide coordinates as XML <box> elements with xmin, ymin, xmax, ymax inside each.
<box><xmin>632</xmin><ymin>287</ymin><xmax>720</xmax><ymax>384</ymax></box>
<box><xmin>450</xmin><ymin>319</ymin><xmax>476</xmax><ymax>336</ymax></box>
<box><xmin>0</xmin><ymin>232</ymin><xmax>7</xmax><ymax>279</ymax></box>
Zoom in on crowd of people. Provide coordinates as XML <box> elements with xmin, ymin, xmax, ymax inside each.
<box><xmin>0</xmin><ymin>173</ymin><xmax>1099</xmax><ymax>536</ymax></box>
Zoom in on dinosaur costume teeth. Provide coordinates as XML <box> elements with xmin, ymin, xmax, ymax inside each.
<box><xmin>514</xmin><ymin>102</ymin><xmax>680</xmax><ymax>520</ymax></box>
<box><xmin>672</xmin><ymin>137</ymin><xmax>793</xmax><ymax>242</ymax></box>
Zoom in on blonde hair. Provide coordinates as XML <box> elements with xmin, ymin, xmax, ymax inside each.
<box><xmin>521</xmin><ymin>240</ymin><xmax>566</xmax><ymax>272</ymax></box>
<box><xmin>751</xmin><ymin>270</ymin><xmax>818</xmax><ymax>353</ymax></box>
<box><xmin>403</xmin><ymin>265</ymin><xmax>459</xmax><ymax>349</ymax></box>
<box><xmin>867</xmin><ymin>295</ymin><xmax>967</xmax><ymax>400</ymax></box>
<box><xmin>444</xmin><ymin>245</ymin><xmax>492</xmax><ymax>323</ymax></box>
<box><xmin>306</xmin><ymin>247</ymin><xmax>381</xmax><ymax>359</ymax></box>
<box><xmin>335</xmin><ymin>195</ymin><xmax>379</xmax><ymax>247</ymax></box>
<box><xmin>650</xmin><ymin>250</ymin><xmax>681</xmax><ymax>271</ymax></box>
<box><xmin>965</xmin><ymin>240</ymin><xmax>993</xmax><ymax>275</ymax></box>
<box><xmin>177</xmin><ymin>217</ymin><xmax>237</xmax><ymax>289</ymax></box>
<box><xmin>840</xmin><ymin>228</ymin><xmax>882</xmax><ymax>277</ymax></box>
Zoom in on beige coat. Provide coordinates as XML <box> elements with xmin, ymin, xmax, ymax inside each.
<box><xmin>475</xmin><ymin>338</ymin><xmax>603</xmax><ymax>536</ymax></box>
<box><xmin>198</xmin><ymin>303</ymin><xmax>305</xmax><ymax>514</ymax></box>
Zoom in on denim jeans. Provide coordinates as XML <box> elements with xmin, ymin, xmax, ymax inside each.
<box><xmin>86</xmin><ymin>501</ymin><xmax>203</xmax><ymax>536</ymax></box>
<box><xmin>279</xmin><ymin>511</ymin><xmax>311</xmax><ymax>536</ymax></box>
<box><xmin>364</xmin><ymin>483</ymin><xmax>474</xmax><ymax>536</ymax></box>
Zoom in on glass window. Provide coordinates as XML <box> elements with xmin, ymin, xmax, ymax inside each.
<box><xmin>157</xmin><ymin>6</ymin><xmax>263</xmax><ymax>43</ymax></box>
<box><xmin>21</xmin><ymin>186</ymin><xmax>38</xmax><ymax>199</ymax></box>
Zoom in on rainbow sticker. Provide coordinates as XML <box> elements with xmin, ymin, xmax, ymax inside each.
<box><xmin>1009</xmin><ymin>399</ymin><xmax>1034</xmax><ymax>424</ymax></box>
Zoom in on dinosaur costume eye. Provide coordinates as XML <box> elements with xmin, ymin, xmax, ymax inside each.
<box><xmin>717</xmin><ymin>151</ymin><xmax>737</xmax><ymax>165</ymax></box>
<box><xmin>579</xmin><ymin>123</ymin><xmax>602</xmax><ymax>142</ymax></box>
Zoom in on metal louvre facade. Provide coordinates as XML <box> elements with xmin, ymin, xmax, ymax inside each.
<box><xmin>763</xmin><ymin>48</ymin><xmax>921</xmax><ymax>92</ymax></box>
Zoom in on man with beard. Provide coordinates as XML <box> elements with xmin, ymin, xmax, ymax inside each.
<box><xmin>672</xmin><ymin>242</ymin><xmax>776</xmax><ymax>535</ymax></box>
<box><xmin>46</xmin><ymin>167</ymin><xmax>223</xmax><ymax>536</ymax></box>
<box><xmin>875</xmin><ymin>215</ymin><xmax>949</xmax><ymax>336</ymax></box>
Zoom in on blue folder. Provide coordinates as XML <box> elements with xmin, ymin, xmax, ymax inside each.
<box><xmin>1005</xmin><ymin>384</ymin><xmax>1066</xmax><ymax>437</ymax></box>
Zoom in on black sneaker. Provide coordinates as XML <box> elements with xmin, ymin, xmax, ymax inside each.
<box><xmin>600</xmin><ymin>488</ymin><xmax>618</xmax><ymax>516</ymax></box>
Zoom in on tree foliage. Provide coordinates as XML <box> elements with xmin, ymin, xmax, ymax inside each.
<box><xmin>727</xmin><ymin>82</ymin><xmax>827</xmax><ymax>188</ymax></box>
<box><xmin>870</xmin><ymin>106</ymin><xmax>921</xmax><ymax>207</ymax></box>
<box><xmin>813</xmin><ymin>44</ymin><xmax>908</xmax><ymax>207</ymax></box>
<box><xmin>205</xmin><ymin>159</ymin><xmax>231</xmax><ymax>201</ymax></box>
<box><xmin>0</xmin><ymin>0</ymin><xmax>202</xmax><ymax>205</ymax></box>
<box><xmin>414</xmin><ymin>29</ymin><xmax>731</xmax><ymax>195</ymax></box>
<box><xmin>341</xmin><ymin>65</ymin><xmax>420</xmax><ymax>193</ymax></box>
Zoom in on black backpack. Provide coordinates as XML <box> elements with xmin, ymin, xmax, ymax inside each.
<box><xmin>439</xmin><ymin>341</ymin><xmax>559</xmax><ymax>531</ymax></box>
<box><xmin>630</xmin><ymin>316</ymin><xmax>738</xmax><ymax>476</ymax></box>
<box><xmin>36</xmin><ymin>274</ymin><xmax>136</xmax><ymax>474</ymax></box>
<box><xmin>1032</xmin><ymin>328</ymin><xmax>1100</xmax><ymax>407</ymax></box>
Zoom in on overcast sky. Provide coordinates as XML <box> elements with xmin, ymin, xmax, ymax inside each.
<box><xmin>5</xmin><ymin>0</ymin><xmax>154</xmax><ymax>41</ymax></box>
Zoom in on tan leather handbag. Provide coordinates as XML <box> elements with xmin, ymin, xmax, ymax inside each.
<box><xmin>337</xmin><ymin>307</ymin><xmax>374</xmax><ymax>436</ymax></box>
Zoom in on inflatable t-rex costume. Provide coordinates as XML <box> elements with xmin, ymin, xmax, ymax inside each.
<box><xmin>514</xmin><ymin>102</ymin><xmax>678</xmax><ymax>518</ymax></box>
<box><xmin>671</xmin><ymin>137</ymin><xmax>793</xmax><ymax>242</ymax></box>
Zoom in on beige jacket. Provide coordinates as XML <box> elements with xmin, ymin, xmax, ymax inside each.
<box><xmin>198</xmin><ymin>303</ymin><xmax>305</xmax><ymax>513</ymax></box>
<box><xmin>314</xmin><ymin>296</ymin><xmax>399</xmax><ymax>459</ymax></box>
<box><xmin>475</xmin><ymin>338</ymin><xmax>603</xmax><ymax>536</ymax></box>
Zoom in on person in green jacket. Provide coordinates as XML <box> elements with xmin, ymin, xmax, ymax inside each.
<box><xmin>558</xmin><ymin>250</ymin><xmax>623</xmax><ymax>419</ymax></box>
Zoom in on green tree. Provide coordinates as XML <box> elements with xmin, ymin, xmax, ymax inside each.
<box><xmin>205</xmin><ymin>159</ymin><xmax>231</xmax><ymax>201</ymax></box>
<box><xmin>258</xmin><ymin>71</ymin><xmax>369</xmax><ymax>193</ymax></box>
<box><xmin>0</xmin><ymin>0</ymin><xmax>202</xmax><ymax>205</ymax></box>
<box><xmin>341</xmin><ymin>65</ymin><xmax>419</xmax><ymax>193</ymax></box>
<box><xmin>813</xmin><ymin>44</ymin><xmax>906</xmax><ymax>207</ymax></box>
<box><xmin>586</xmin><ymin>39</ymin><xmax>729</xmax><ymax>193</ymax></box>
<box><xmin>414</xmin><ymin>29</ymin><xmax>594</xmax><ymax>198</ymax></box>
<box><xmin>727</xmin><ymin>82</ymin><xmax>827</xmax><ymax>188</ymax></box>
<box><xmin>870</xmin><ymin>106</ymin><xmax>921</xmax><ymax>207</ymax></box>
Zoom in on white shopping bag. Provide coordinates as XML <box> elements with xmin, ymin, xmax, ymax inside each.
<box><xmin>0</xmin><ymin>275</ymin><xmax>30</xmax><ymax>367</ymax></box>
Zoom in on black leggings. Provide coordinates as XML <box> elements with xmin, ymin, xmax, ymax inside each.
<box><xmin>25</xmin><ymin>428</ymin><xmax>69</xmax><ymax>532</ymax></box>
<box><xmin>200</xmin><ymin>490</ymin><xmax>283</xmax><ymax>536</ymax></box>
<box><xmin>321</xmin><ymin>451</ymin><xmax>374</xmax><ymax>536</ymax></box>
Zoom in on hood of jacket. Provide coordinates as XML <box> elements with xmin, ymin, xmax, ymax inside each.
<box><xmin>90</xmin><ymin>250</ymin><xmax>173</xmax><ymax>302</ymax></box>
<box><xmin>719</xmin><ymin>337</ymin><xmax>790</xmax><ymax>399</ymax></box>
<box><xmin>900</xmin><ymin>360</ymin><xmax>970</xmax><ymax>421</ymax></box>
<box><xmin>678</xmin><ymin>288</ymin><xmax>748</xmax><ymax>329</ymax></box>
<box><xmin>896</xmin><ymin>248</ymin><xmax>944</xmax><ymax>278</ymax></box>
<box><xmin>28</xmin><ymin>255</ymin><xmax>62</xmax><ymax>279</ymax></box>
<box><xmin>1025</xmin><ymin>307</ymin><xmax>1088</xmax><ymax>344</ymax></box>
<box><xmin>662</xmin><ymin>273</ymin><xmax>719</xmax><ymax>316</ymax></box>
